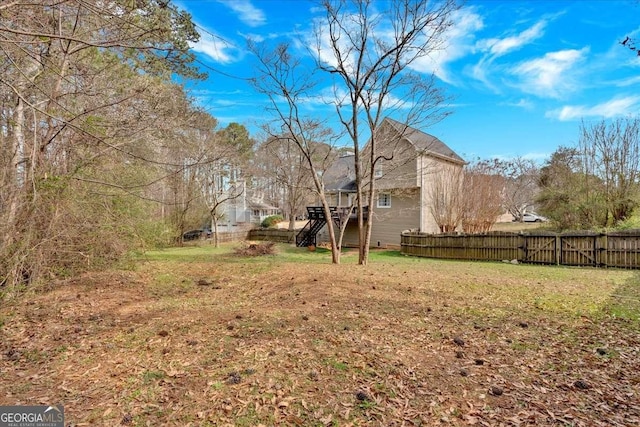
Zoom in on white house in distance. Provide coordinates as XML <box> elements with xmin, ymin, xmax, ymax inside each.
<box><xmin>209</xmin><ymin>178</ymin><xmax>280</xmax><ymax>233</ymax></box>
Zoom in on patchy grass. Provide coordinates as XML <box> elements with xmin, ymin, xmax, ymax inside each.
<box><xmin>1</xmin><ymin>243</ymin><xmax>639</xmax><ymax>426</ymax></box>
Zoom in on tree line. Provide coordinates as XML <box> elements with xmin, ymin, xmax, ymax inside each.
<box><xmin>0</xmin><ymin>0</ymin><xmax>246</xmax><ymax>287</ymax></box>
<box><xmin>429</xmin><ymin>117</ymin><xmax>640</xmax><ymax>234</ymax></box>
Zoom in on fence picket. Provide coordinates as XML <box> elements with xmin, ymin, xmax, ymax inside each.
<box><xmin>400</xmin><ymin>230</ymin><xmax>640</xmax><ymax>269</ymax></box>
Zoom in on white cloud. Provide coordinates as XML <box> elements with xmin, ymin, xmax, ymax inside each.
<box><xmin>191</xmin><ymin>35</ymin><xmax>238</xmax><ymax>64</ymax></box>
<box><xmin>511</xmin><ymin>48</ymin><xmax>588</xmax><ymax>98</ymax></box>
<box><xmin>546</xmin><ymin>96</ymin><xmax>640</xmax><ymax>121</ymax></box>
<box><xmin>410</xmin><ymin>7</ymin><xmax>484</xmax><ymax>84</ymax></box>
<box><xmin>470</xmin><ymin>56</ymin><xmax>496</xmax><ymax>91</ymax></box>
<box><xmin>471</xmin><ymin>16</ymin><xmax>559</xmax><ymax>91</ymax></box>
<box><xmin>239</xmin><ymin>31</ymin><xmax>284</xmax><ymax>44</ymax></box>
<box><xmin>478</xmin><ymin>20</ymin><xmax>546</xmax><ymax>57</ymax></box>
<box><xmin>490</xmin><ymin>151</ymin><xmax>550</xmax><ymax>162</ymax></box>
<box><xmin>217</xmin><ymin>0</ymin><xmax>266</xmax><ymax>27</ymax></box>
<box><xmin>501</xmin><ymin>98</ymin><xmax>534</xmax><ymax>109</ymax></box>
<box><xmin>311</xmin><ymin>6</ymin><xmax>484</xmax><ymax>85</ymax></box>
<box><xmin>612</xmin><ymin>75</ymin><xmax>640</xmax><ymax>87</ymax></box>
<box><xmin>190</xmin><ymin>25</ymin><xmax>241</xmax><ymax>64</ymax></box>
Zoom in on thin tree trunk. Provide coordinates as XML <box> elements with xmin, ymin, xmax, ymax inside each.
<box><xmin>212</xmin><ymin>216</ymin><xmax>219</xmax><ymax>248</ymax></box>
<box><xmin>6</xmin><ymin>96</ymin><xmax>25</xmax><ymax>233</ymax></box>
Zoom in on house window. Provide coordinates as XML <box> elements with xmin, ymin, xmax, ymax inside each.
<box><xmin>374</xmin><ymin>165</ymin><xmax>383</xmax><ymax>178</ymax></box>
<box><xmin>377</xmin><ymin>193</ymin><xmax>391</xmax><ymax>208</ymax></box>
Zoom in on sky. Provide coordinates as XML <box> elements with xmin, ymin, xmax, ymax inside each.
<box><xmin>174</xmin><ymin>0</ymin><xmax>640</xmax><ymax>163</ymax></box>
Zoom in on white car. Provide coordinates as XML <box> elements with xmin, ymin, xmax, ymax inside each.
<box><xmin>522</xmin><ymin>212</ymin><xmax>547</xmax><ymax>222</ymax></box>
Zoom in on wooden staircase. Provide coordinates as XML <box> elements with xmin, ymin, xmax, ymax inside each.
<box><xmin>296</xmin><ymin>206</ymin><xmax>337</xmax><ymax>247</ymax></box>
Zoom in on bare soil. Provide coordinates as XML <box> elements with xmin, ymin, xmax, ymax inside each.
<box><xmin>1</xmin><ymin>244</ymin><xmax>639</xmax><ymax>426</ymax></box>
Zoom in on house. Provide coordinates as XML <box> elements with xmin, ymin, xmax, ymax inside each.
<box><xmin>248</xmin><ymin>199</ymin><xmax>281</xmax><ymax>224</ymax></box>
<box><xmin>306</xmin><ymin>117</ymin><xmax>465</xmax><ymax>248</ymax></box>
<box><xmin>208</xmin><ymin>178</ymin><xmax>281</xmax><ymax>233</ymax></box>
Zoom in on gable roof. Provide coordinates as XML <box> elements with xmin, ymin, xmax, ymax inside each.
<box><xmin>383</xmin><ymin>117</ymin><xmax>466</xmax><ymax>165</ymax></box>
<box><xmin>324</xmin><ymin>118</ymin><xmax>464</xmax><ymax>192</ymax></box>
<box><xmin>323</xmin><ymin>153</ymin><xmax>356</xmax><ymax>192</ymax></box>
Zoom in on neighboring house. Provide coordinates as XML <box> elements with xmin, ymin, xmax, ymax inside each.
<box><xmin>249</xmin><ymin>199</ymin><xmax>281</xmax><ymax>224</ymax></box>
<box><xmin>209</xmin><ymin>178</ymin><xmax>281</xmax><ymax>233</ymax></box>
<box><xmin>312</xmin><ymin>117</ymin><xmax>465</xmax><ymax>248</ymax></box>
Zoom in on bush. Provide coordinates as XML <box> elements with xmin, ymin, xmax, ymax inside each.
<box><xmin>261</xmin><ymin>215</ymin><xmax>284</xmax><ymax>228</ymax></box>
<box><xmin>611</xmin><ymin>214</ymin><xmax>640</xmax><ymax>231</ymax></box>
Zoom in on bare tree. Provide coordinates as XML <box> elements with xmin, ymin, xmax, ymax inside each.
<box><xmin>0</xmin><ymin>1</ymin><xmax>204</xmax><ymax>286</ymax></box>
<box><xmin>496</xmin><ymin>157</ymin><xmax>540</xmax><ymax>221</ymax></box>
<box><xmin>429</xmin><ymin>165</ymin><xmax>464</xmax><ymax>232</ymax></box>
<box><xmin>166</xmin><ymin>116</ymin><xmax>249</xmax><ymax>247</ymax></box>
<box><xmin>249</xmin><ymin>1</ymin><xmax>455</xmax><ymax>264</ymax></box>
<box><xmin>249</xmin><ymin>42</ymin><xmax>343</xmax><ymax>263</ymax></box>
<box><xmin>203</xmin><ymin>180</ymin><xmax>244</xmax><ymax>248</ymax></box>
<box><xmin>621</xmin><ymin>35</ymin><xmax>640</xmax><ymax>56</ymax></box>
<box><xmin>312</xmin><ymin>0</ymin><xmax>457</xmax><ymax>265</ymax></box>
<box><xmin>579</xmin><ymin>118</ymin><xmax>640</xmax><ymax>225</ymax></box>
<box><xmin>536</xmin><ymin>146</ymin><xmax>607</xmax><ymax>230</ymax></box>
<box><xmin>255</xmin><ymin>136</ymin><xmax>317</xmax><ymax>230</ymax></box>
<box><xmin>460</xmin><ymin>162</ymin><xmax>504</xmax><ymax>233</ymax></box>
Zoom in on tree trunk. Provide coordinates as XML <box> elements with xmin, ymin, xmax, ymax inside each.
<box><xmin>321</xmin><ymin>198</ymin><xmax>340</xmax><ymax>264</ymax></box>
<box><xmin>6</xmin><ymin>95</ymin><xmax>25</xmax><ymax>236</ymax></box>
<box><xmin>362</xmin><ymin>175</ymin><xmax>375</xmax><ymax>266</ymax></box>
<box><xmin>360</xmin><ymin>133</ymin><xmax>378</xmax><ymax>266</ymax></box>
<box><xmin>212</xmin><ymin>216</ymin><xmax>219</xmax><ymax>248</ymax></box>
<box><xmin>311</xmin><ymin>174</ymin><xmax>340</xmax><ymax>264</ymax></box>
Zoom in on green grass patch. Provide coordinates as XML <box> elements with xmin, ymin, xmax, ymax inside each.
<box><xmin>142</xmin><ymin>370</ymin><xmax>166</xmax><ymax>384</ymax></box>
<box><xmin>139</xmin><ymin>244</ymin><xmax>231</xmax><ymax>263</ymax></box>
<box><xmin>602</xmin><ymin>273</ymin><xmax>640</xmax><ymax>322</ymax></box>
<box><xmin>325</xmin><ymin>358</ymin><xmax>349</xmax><ymax>371</ymax></box>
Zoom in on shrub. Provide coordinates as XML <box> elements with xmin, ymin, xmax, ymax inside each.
<box><xmin>261</xmin><ymin>215</ymin><xmax>284</xmax><ymax>228</ymax></box>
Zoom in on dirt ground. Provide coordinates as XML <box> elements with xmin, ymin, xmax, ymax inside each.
<box><xmin>0</xmin><ymin>244</ymin><xmax>639</xmax><ymax>426</ymax></box>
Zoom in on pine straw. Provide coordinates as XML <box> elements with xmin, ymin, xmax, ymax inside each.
<box><xmin>0</xmin><ymin>250</ymin><xmax>639</xmax><ymax>426</ymax></box>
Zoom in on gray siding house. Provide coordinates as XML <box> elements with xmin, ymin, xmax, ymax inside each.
<box><xmin>317</xmin><ymin>117</ymin><xmax>465</xmax><ymax>248</ymax></box>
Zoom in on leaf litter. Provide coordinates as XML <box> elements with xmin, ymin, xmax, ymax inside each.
<box><xmin>0</xmin><ymin>249</ymin><xmax>638</xmax><ymax>426</ymax></box>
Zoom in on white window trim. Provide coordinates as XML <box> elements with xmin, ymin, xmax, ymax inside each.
<box><xmin>377</xmin><ymin>193</ymin><xmax>391</xmax><ymax>208</ymax></box>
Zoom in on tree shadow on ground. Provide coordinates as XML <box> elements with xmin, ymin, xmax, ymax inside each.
<box><xmin>601</xmin><ymin>271</ymin><xmax>640</xmax><ymax>322</ymax></box>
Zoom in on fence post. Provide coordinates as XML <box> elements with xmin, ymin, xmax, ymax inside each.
<box><xmin>521</xmin><ymin>234</ymin><xmax>528</xmax><ymax>263</ymax></box>
<box><xmin>555</xmin><ymin>234</ymin><xmax>561</xmax><ymax>266</ymax></box>
<box><xmin>598</xmin><ymin>233</ymin><xmax>607</xmax><ymax>267</ymax></box>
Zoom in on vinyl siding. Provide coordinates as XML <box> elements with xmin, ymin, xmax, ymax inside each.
<box><xmin>369</xmin><ymin>189</ymin><xmax>420</xmax><ymax>246</ymax></box>
<box><xmin>317</xmin><ymin>191</ymin><xmax>420</xmax><ymax>248</ymax></box>
<box><xmin>314</xmin><ymin>119</ymin><xmax>465</xmax><ymax>246</ymax></box>
<box><xmin>371</xmin><ymin>138</ymin><xmax>419</xmax><ymax>191</ymax></box>
<box><xmin>316</xmin><ymin>222</ymin><xmax>359</xmax><ymax>247</ymax></box>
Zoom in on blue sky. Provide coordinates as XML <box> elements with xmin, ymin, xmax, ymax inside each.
<box><xmin>175</xmin><ymin>0</ymin><xmax>640</xmax><ymax>163</ymax></box>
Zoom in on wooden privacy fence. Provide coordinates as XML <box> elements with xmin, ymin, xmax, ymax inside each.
<box><xmin>213</xmin><ymin>230</ymin><xmax>251</xmax><ymax>243</ymax></box>
<box><xmin>248</xmin><ymin>229</ymin><xmax>296</xmax><ymax>243</ymax></box>
<box><xmin>401</xmin><ymin>230</ymin><xmax>640</xmax><ymax>269</ymax></box>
